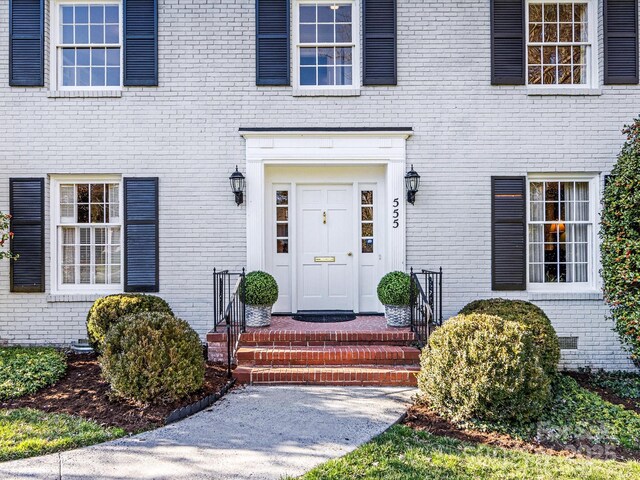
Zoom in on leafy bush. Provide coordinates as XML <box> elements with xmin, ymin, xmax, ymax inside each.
<box><xmin>86</xmin><ymin>294</ymin><xmax>173</xmax><ymax>353</ymax></box>
<box><xmin>600</xmin><ymin>118</ymin><xmax>640</xmax><ymax>365</ymax></box>
<box><xmin>459</xmin><ymin>298</ymin><xmax>560</xmax><ymax>377</ymax></box>
<box><xmin>588</xmin><ymin>370</ymin><xmax>640</xmax><ymax>400</ymax></box>
<box><xmin>0</xmin><ymin>347</ymin><xmax>66</xmax><ymax>400</ymax></box>
<box><xmin>377</xmin><ymin>271</ymin><xmax>411</xmax><ymax>306</ymax></box>
<box><xmin>418</xmin><ymin>313</ymin><xmax>551</xmax><ymax>424</ymax></box>
<box><xmin>101</xmin><ymin>312</ymin><xmax>204</xmax><ymax>404</ymax></box>
<box><xmin>242</xmin><ymin>271</ymin><xmax>279</xmax><ymax>306</ymax></box>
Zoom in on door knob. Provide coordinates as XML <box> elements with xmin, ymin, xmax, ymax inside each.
<box><xmin>347</xmin><ymin>252</ymin><xmax>353</xmax><ymax>257</ymax></box>
<box><xmin>323</xmin><ymin>211</ymin><xmax>327</xmax><ymax>224</ymax></box>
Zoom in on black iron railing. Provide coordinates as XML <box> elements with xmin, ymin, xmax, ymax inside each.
<box><xmin>213</xmin><ymin>269</ymin><xmax>245</xmax><ymax>378</ymax></box>
<box><xmin>410</xmin><ymin>267</ymin><xmax>443</xmax><ymax>347</ymax></box>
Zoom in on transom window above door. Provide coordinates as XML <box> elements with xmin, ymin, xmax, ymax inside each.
<box><xmin>295</xmin><ymin>1</ymin><xmax>359</xmax><ymax>88</ymax></box>
<box><xmin>53</xmin><ymin>1</ymin><xmax>122</xmax><ymax>90</ymax></box>
<box><xmin>526</xmin><ymin>1</ymin><xmax>595</xmax><ymax>87</ymax></box>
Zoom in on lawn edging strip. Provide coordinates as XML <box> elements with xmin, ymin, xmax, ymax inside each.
<box><xmin>165</xmin><ymin>378</ymin><xmax>236</xmax><ymax>425</ymax></box>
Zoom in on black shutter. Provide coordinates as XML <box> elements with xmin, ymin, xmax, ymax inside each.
<box><xmin>491</xmin><ymin>177</ymin><xmax>526</xmax><ymax>290</ymax></box>
<box><xmin>123</xmin><ymin>0</ymin><xmax>158</xmax><ymax>86</ymax></box>
<box><xmin>363</xmin><ymin>0</ymin><xmax>397</xmax><ymax>85</ymax></box>
<box><xmin>9</xmin><ymin>0</ymin><xmax>44</xmax><ymax>86</ymax></box>
<box><xmin>604</xmin><ymin>0</ymin><xmax>639</xmax><ymax>84</ymax></box>
<box><xmin>256</xmin><ymin>0</ymin><xmax>290</xmax><ymax>86</ymax></box>
<box><xmin>491</xmin><ymin>0</ymin><xmax>525</xmax><ymax>85</ymax></box>
<box><xmin>124</xmin><ymin>178</ymin><xmax>159</xmax><ymax>292</ymax></box>
<box><xmin>9</xmin><ymin>178</ymin><xmax>44</xmax><ymax>292</ymax></box>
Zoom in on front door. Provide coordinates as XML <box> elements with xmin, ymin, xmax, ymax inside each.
<box><xmin>297</xmin><ymin>185</ymin><xmax>354</xmax><ymax>311</ymax></box>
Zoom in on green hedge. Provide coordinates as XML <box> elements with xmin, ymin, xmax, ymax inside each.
<box><xmin>418</xmin><ymin>313</ymin><xmax>551</xmax><ymax>424</ymax></box>
<box><xmin>242</xmin><ymin>271</ymin><xmax>279</xmax><ymax>306</ymax></box>
<box><xmin>101</xmin><ymin>312</ymin><xmax>204</xmax><ymax>404</ymax></box>
<box><xmin>459</xmin><ymin>298</ymin><xmax>560</xmax><ymax>377</ymax></box>
<box><xmin>0</xmin><ymin>347</ymin><xmax>66</xmax><ymax>400</ymax></box>
<box><xmin>377</xmin><ymin>271</ymin><xmax>411</xmax><ymax>306</ymax></box>
<box><xmin>601</xmin><ymin>117</ymin><xmax>640</xmax><ymax>365</ymax></box>
<box><xmin>86</xmin><ymin>294</ymin><xmax>173</xmax><ymax>353</ymax></box>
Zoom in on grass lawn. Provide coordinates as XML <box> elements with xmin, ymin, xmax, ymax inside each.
<box><xmin>300</xmin><ymin>425</ymin><xmax>640</xmax><ymax>480</ymax></box>
<box><xmin>0</xmin><ymin>347</ymin><xmax>66</xmax><ymax>400</ymax></box>
<box><xmin>0</xmin><ymin>408</ymin><xmax>125</xmax><ymax>462</ymax></box>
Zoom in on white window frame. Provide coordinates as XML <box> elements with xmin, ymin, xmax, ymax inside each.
<box><xmin>526</xmin><ymin>173</ymin><xmax>600</xmax><ymax>293</ymax></box>
<box><xmin>525</xmin><ymin>0</ymin><xmax>598</xmax><ymax>89</ymax></box>
<box><xmin>293</xmin><ymin>0</ymin><xmax>361</xmax><ymax>90</ymax></box>
<box><xmin>50</xmin><ymin>0</ymin><xmax>123</xmax><ymax>91</ymax></box>
<box><xmin>50</xmin><ymin>175</ymin><xmax>124</xmax><ymax>294</ymax></box>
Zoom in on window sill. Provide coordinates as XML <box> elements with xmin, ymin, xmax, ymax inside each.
<box><xmin>292</xmin><ymin>88</ymin><xmax>361</xmax><ymax>97</ymax></box>
<box><xmin>527</xmin><ymin>87</ymin><xmax>602</xmax><ymax>96</ymax></box>
<box><xmin>47</xmin><ymin>294</ymin><xmax>108</xmax><ymax>303</ymax></box>
<box><xmin>528</xmin><ymin>291</ymin><xmax>603</xmax><ymax>301</ymax></box>
<box><xmin>48</xmin><ymin>90</ymin><xmax>122</xmax><ymax>98</ymax></box>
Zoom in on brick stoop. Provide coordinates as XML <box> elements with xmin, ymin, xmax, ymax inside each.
<box><xmin>226</xmin><ymin>318</ymin><xmax>422</xmax><ymax>386</ymax></box>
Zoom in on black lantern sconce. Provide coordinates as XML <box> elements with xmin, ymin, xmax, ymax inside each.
<box><xmin>405</xmin><ymin>165</ymin><xmax>420</xmax><ymax>205</ymax></box>
<box><xmin>229</xmin><ymin>166</ymin><xmax>245</xmax><ymax>206</ymax></box>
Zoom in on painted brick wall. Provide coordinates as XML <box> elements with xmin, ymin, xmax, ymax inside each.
<box><xmin>0</xmin><ymin>0</ymin><xmax>636</xmax><ymax>370</ymax></box>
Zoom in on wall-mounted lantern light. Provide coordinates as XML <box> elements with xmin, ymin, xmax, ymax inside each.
<box><xmin>405</xmin><ymin>165</ymin><xmax>420</xmax><ymax>205</ymax></box>
<box><xmin>229</xmin><ymin>166</ymin><xmax>245</xmax><ymax>206</ymax></box>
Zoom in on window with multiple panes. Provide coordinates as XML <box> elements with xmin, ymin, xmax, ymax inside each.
<box><xmin>361</xmin><ymin>190</ymin><xmax>374</xmax><ymax>253</ymax></box>
<box><xmin>56</xmin><ymin>181</ymin><xmax>122</xmax><ymax>290</ymax></box>
<box><xmin>526</xmin><ymin>1</ymin><xmax>593</xmax><ymax>86</ymax></box>
<box><xmin>528</xmin><ymin>178</ymin><xmax>595</xmax><ymax>287</ymax></box>
<box><xmin>54</xmin><ymin>1</ymin><xmax>122</xmax><ymax>89</ymax></box>
<box><xmin>296</xmin><ymin>1</ymin><xmax>357</xmax><ymax>88</ymax></box>
<box><xmin>276</xmin><ymin>190</ymin><xmax>289</xmax><ymax>253</ymax></box>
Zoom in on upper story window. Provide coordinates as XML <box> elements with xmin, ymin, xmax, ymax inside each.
<box><xmin>53</xmin><ymin>179</ymin><xmax>123</xmax><ymax>293</ymax></box>
<box><xmin>53</xmin><ymin>1</ymin><xmax>122</xmax><ymax>90</ymax></box>
<box><xmin>295</xmin><ymin>1</ymin><xmax>359</xmax><ymax>89</ymax></box>
<box><xmin>527</xmin><ymin>176</ymin><xmax>598</xmax><ymax>290</ymax></box>
<box><xmin>526</xmin><ymin>1</ymin><xmax>595</xmax><ymax>87</ymax></box>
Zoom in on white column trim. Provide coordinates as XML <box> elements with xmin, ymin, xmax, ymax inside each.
<box><xmin>242</xmin><ymin>131</ymin><xmax>412</xmax><ymax>279</ymax></box>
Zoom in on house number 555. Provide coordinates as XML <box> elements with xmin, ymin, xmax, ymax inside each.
<box><xmin>392</xmin><ymin>198</ymin><xmax>400</xmax><ymax>229</ymax></box>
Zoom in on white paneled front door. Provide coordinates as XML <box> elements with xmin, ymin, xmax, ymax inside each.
<box><xmin>297</xmin><ymin>185</ymin><xmax>354</xmax><ymax>311</ymax></box>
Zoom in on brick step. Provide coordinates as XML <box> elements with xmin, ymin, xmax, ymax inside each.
<box><xmin>236</xmin><ymin>345</ymin><xmax>420</xmax><ymax>366</ymax></box>
<box><xmin>234</xmin><ymin>365</ymin><xmax>419</xmax><ymax>386</ymax></box>
<box><xmin>236</xmin><ymin>329</ymin><xmax>416</xmax><ymax>347</ymax></box>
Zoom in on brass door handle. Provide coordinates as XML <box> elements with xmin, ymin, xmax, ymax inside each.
<box><xmin>323</xmin><ymin>211</ymin><xmax>327</xmax><ymax>224</ymax></box>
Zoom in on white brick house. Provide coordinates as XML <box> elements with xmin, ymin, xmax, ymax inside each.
<box><xmin>0</xmin><ymin>0</ymin><xmax>638</xmax><ymax>371</ymax></box>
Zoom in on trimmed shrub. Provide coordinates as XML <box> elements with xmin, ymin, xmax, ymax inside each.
<box><xmin>242</xmin><ymin>271</ymin><xmax>279</xmax><ymax>306</ymax></box>
<box><xmin>86</xmin><ymin>294</ymin><xmax>173</xmax><ymax>353</ymax></box>
<box><xmin>601</xmin><ymin>118</ymin><xmax>640</xmax><ymax>365</ymax></box>
<box><xmin>377</xmin><ymin>271</ymin><xmax>411</xmax><ymax>306</ymax></box>
<box><xmin>101</xmin><ymin>312</ymin><xmax>204</xmax><ymax>404</ymax></box>
<box><xmin>459</xmin><ymin>298</ymin><xmax>560</xmax><ymax>377</ymax></box>
<box><xmin>418</xmin><ymin>313</ymin><xmax>551</xmax><ymax>423</ymax></box>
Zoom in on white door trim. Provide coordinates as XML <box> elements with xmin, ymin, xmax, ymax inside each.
<box><xmin>242</xmin><ymin>131</ymin><xmax>412</xmax><ymax>307</ymax></box>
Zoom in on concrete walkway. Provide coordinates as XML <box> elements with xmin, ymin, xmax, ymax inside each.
<box><xmin>1</xmin><ymin>385</ymin><xmax>416</xmax><ymax>480</ymax></box>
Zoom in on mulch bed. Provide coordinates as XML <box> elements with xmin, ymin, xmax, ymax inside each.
<box><xmin>0</xmin><ymin>353</ymin><xmax>232</xmax><ymax>433</ymax></box>
<box><xmin>403</xmin><ymin>403</ymin><xmax>640</xmax><ymax>462</ymax></box>
<box><xmin>566</xmin><ymin>371</ymin><xmax>640</xmax><ymax>415</ymax></box>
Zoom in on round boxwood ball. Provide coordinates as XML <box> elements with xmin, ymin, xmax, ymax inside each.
<box><xmin>418</xmin><ymin>313</ymin><xmax>551</xmax><ymax>423</ymax></box>
<box><xmin>377</xmin><ymin>271</ymin><xmax>411</xmax><ymax>306</ymax></box>
<box><xmin>100</xmin><ymin>312</ymin><xmax>205</xmax><ymax>404</ymax></box>
<box><xmin>242</xmin><ymin>271</ymin><xmax>279</xmax><ymax>306</ymax></box>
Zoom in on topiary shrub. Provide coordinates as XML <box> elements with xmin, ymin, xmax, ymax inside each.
<box><xmin>459</xmin><ymin>298</ymin><xmax>560</xmax><ymax>377</ymax></box>
<box><xmin>417</xmin><ymin>313</ymin><xmax>551</xmax><ymax>424</ymax></box>
<box><xmin>100</xmin><ymin>312</ymin><xmax>204</xmax><ymax>404</ymax></box>
<box><xmin>377</xmin><ymin>271</ymin><xmax>411</xmax><ymax>306</ymax></box>
<box><xmin>242</xmin><ymin>271</ymin><xmax>279</xmax><ymax>306</ymax></box>
<box><xmin>86</xmin><ymin>294</ymin><xmax>173</xmax><ymax>353</ymax></box>
<box><xmin>601</xmin><ymin>118</ymin><xmax>640</xmax><ymax>366</ymax></box>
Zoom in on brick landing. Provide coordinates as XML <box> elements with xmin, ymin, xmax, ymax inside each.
<box><xmin>208</xmin><ymin>316</ymin><xmax>422</xmax><ymax>386</ymax></box>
